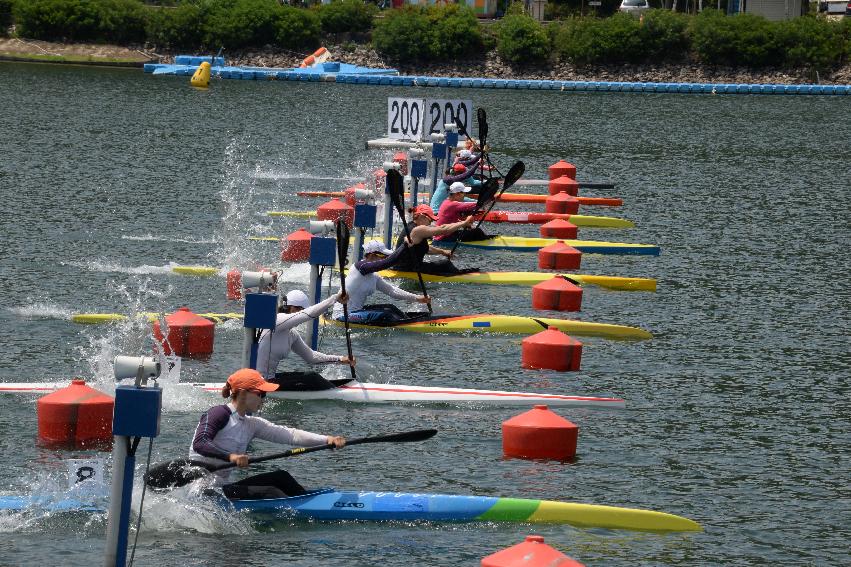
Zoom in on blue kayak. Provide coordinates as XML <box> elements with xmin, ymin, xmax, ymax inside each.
<box><xmin>0</xmin><ymin>487</ymin><xmax>701</xmax><ymax>533</ymax></box>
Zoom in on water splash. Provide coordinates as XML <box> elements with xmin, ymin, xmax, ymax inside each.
<box><xmin>63</xmin><ymin>260</ymin><xmax>222</xmax><ymax>278</ymax></box>
<box><xmin>121</xmin><ymin>234</ymin><xmax>218</xmax><ymax>244</ymax></box>
<box><xmin>8</xmin><ymin>301</ymin><xmax>75</xmax><ymax>321</ymax></box>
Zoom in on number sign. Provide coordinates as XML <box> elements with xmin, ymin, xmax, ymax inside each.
<box><xmin>387</xmin><ymin>98</ymin><xmax>473</xmax><ymax>141</ymax></box>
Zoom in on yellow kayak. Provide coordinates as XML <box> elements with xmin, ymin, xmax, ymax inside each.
<box><xmin>71</xmin><ymin>312</ymin><xmax>244</xmax><ymax>325</ymax></box>
<box><xmin>379</xmin><ymin>270</ymin><xmax>656</xmax><ymax>292</ymax></box>
<box><xmin>438</xmin><ymin>236</ymin><xmax>660</xmax><ymax>256</ymax></box>
<box><xmin>322</xmin><ymin>313</ymin><xmax>651</xmax><ymax>341</ymax></box>
<box><xmin>171</xmin><ymin>266</ymin><xmax>221</xmax><ymax>277</ymax></box>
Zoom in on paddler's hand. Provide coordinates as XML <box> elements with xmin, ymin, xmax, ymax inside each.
<box><xmin>404</xmin><ymin>236</ymin><xmax>413</xmax><ymax>247</ymax></box>
<box><xmin>327</xmin><ymin>436</ymin><xmax>346</xmax><ymax>448</ymax></box>
<box><xmin>229</xmin><ymin>454</ymin><xmax>249</xmax><ymax>468</ymax></box>
<box><xmin>462</xmin><ymin>215</ymin><xmax>475</xmax><ymax>227</ymax></box>
<box><xmin>441</xmin><ymin>249</ymin><xmax>453</xmax><ymax>258</ymax></box>
<box><xmin>338</xmin><ymin>292</ymin><xmax>349</xmax><ymax>304</ymax></box>
<box><xmin>417</xmin><ymin>295</ymin><xmax>432</xmax><ymax>305</ymax></box>
<box><xmin>339</xmin><ymin>355</ymin><xmax>355</xmax><ymax>366</ymax></box>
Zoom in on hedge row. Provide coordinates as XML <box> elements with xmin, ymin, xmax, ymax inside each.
<box><xmin>6</xmin><ymin>0</ymin><xmax>851</xmax><ymax>71</ymax></box>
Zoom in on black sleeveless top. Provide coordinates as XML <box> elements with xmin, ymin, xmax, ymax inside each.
<box><xmin>394</xmin><ymin>221</ymin><xmax>429</xmax><ymax>268</ymax></box>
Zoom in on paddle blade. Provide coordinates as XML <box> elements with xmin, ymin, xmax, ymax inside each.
<box><xmin>475</xmin><ymin>178</ymin><xmax>500</xmax><ymax>210</ymax></box>
<box><xmin>386</xmin><ymin>169</ymin><xmax>406</xmax><ymax>218</ymax></box>
<box><xmin>477</xmin><ymin>108</ymin><xmax>488</xmax><ymax>148</ymax></box>
<box><xmin>501</xmin><ymin>161</ymin><xmax>525</xmax><ymax>192</ymax></box>
<box><xmin>335</xmin><ymin>218</ymin><xmax>350</xmax><ymax>268</ymax></box>
<box><xmin>454</xmin><ymin>116</ymin><xmax>470</xmax><ymax>139</ymax></box>
<box><xmin>348</xmin><ymin>429</ymin><xmax>438</xmax><ymax>446</ymax></box>
<box><xmin>144</xmin><ymin>458</ymin><xmax>211</xmax><ymax>490</ymax></box>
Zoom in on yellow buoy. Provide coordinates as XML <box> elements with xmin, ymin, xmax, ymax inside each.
<box><xmin>190</xmin><ymin>61</ymin><xmax>211</xmax><ymax>88</ymax></box>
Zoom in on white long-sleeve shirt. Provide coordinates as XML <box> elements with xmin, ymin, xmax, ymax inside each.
<box><xmin>189</xmin><ymin>402</ymin><xmax>328</xmax><ymax>483</ymax></box>
<box><xmin>256</xmin><ymin>293</ymin><xmax>341</xmax><ymax>379</ymax></box>
<box><xmin>332</xmin><ymin>251</ymin><xmax>421</xmax><ymax>318</ymax></box>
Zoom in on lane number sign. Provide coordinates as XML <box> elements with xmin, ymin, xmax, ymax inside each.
<box><xmin>387</xmin><ymin>98</ymin><xmax>473</xmax><ymax>141</ymax></box>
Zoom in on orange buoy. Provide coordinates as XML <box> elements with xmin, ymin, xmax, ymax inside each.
<box><xmin>548</xmin><ymin>160</ymin><xmax>577</xmax><ymax>180</ymax></box>
<box><xmin>393</xmin><ymin>151</ymin><xmax>409</xmax><ymax>175</ymax></box>
<box><xmin>521</xmin><ymin>326</ymin><xmax>582</xmax><ymax>372</ymax></box>
<box><xmin>502</xmin><ymin>404</ymin><xmax>579</xmax><ymax>460</ymax></box>
<box><xmin>281</xmin><ymin>228</ymin><xmax>314</xmax><ymax>262</ymax></box>
<box><xmin>538</xmin><ymin>241</ymin><xmax>582</xmax><ymax>270</ymax></box>
<box><xmin>316</xmin><ymin>198</ymin><xmax>354</xmax><ymax>228</ymax></box>
<box><xmin>226</xmin><ymin>269</ymin><xmax>242</xmax><ymax>300</ymax></box>
<box><xmin>152</xmin><ymin>307</ymin><xmax>215</xmax><ymax>358</ymax></box>
<box><xmin>539</xmin><ymin>219</ymin><xmax>578</xmax><ymax>239</ymax></box>
<box><xmin>545</xmin><ymin>192</ymin><xmax>579</xmax><ymax>215</ymax></box>
<box><xmin>532</xmin><ymin>276</ymin><xmax>583</xmax><ymax>312</ymax></box>
<box><xmin>37</xmin><ymin>380</ymin><xmax>114</xmax><ymax>450</ymax></box>
<box><xmin>481</xmin><ymin>535</ymin><xmax>584</xmax><ymax>567</ymax></box>
<box><xmin>549</xmin><ymin>175</ymin><xmax>579</xmax><ymax>196</ymax></box>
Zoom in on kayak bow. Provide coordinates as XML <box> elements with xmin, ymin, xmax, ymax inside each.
<box><xmin>379</xmin><ymin>270</ymin><xmax>656</xmax><ymax>292</ymax></box>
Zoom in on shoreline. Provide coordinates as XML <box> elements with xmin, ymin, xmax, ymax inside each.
<box><xmin>3</xmin><ymin>37</ymin><xmax>851</xmax><ymax>86</ymax></box>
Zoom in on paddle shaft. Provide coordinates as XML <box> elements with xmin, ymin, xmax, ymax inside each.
<box><xmin>335</xmin><ymin>220</ymin><xmax>357</xmax><ymax>380</ymax></box>
<box><xmin>387</xmin><ymin>171</ymin><xmax>432</xmax><ymax>314</ymax></box>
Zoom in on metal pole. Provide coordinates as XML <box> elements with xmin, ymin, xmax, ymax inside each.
<box><xmin>308</xmin><ymin>264</ymin><xmax>321</xmax><ymax>350</ymax></box>
<box><xmin>104</xmin><ymin>437</ymin><xmax>133</xmax><ymax>567</ymax></box>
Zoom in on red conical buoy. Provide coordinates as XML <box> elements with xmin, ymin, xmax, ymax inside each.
<box><xmin>316</xmin><ymin>198</ymin><xmax>354</xmax><ymax>228</ymax></box>
<box><xmin>539</xmin><ymin>219</ymin><xmax>578</xmax><ymax>239</ymax></box>
<box><xmin>37</xmin><ymin>380</ymin><xmax>114</xmax><ymax>450</ymax></box>
<box><xmin>503</xmin><ymin>404</ymin><xmax>579</xmax><ymax>460</ymax></box>
<box><xmin>152</xmin><ymin>307</ymin><xmax>215</xmax><ymax>358</ymax></box>
<box><xmin>549</xmin><ymin>175</ymin><xmax>579</xmax><ymax>196</ymax></box>
<box><xmin>538</xmin><ymin>241</ymin><xmax>582</xmax><ymax>270</ymax></box>
<box><xmin>393</xmin><ymin>151</ymin><xmax>409</xmax><ymax>175</ymax></box>
<box><xmin>226</xmin><ymin>269</ymin><xmax>242</xmax><ymax>300</ymax></box>
<box><xmin>521</xmin><ymin>326</ymin><xmax>582</xmax><ymax>372</ymax></box>
<box><xmin>481</xmin><ymin>535</ymin><xmax>584</xmax><ymax>567</ymax></box>
<box><xmin>281</xmin><ymin>228</ymin><xmax>313</xmax><ymax>262</ymax></box>
<box><xmin>532</xmin><ymin>276</ymin><xmax>583</xmax><ymax>312</ymax></box>
<box><xmin>545</xmin><ymin>192</ymin><xmax>579</xmax><ymax>215</ymax></box>
<box><xmin>548</xmin><ymin>160</ymin><xmax>577</xmax><ymax>180</ymax></box>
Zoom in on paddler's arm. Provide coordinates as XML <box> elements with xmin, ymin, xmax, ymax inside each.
<box><xmin>410</xmin><ymin>217</ymin><xmax>474</xmax><ymax>256</ymax></box>
<box><xmin>251</xmin><ymin>416</ymin><xmax>342</xmax><ymax>448</ymax></box>
<box><xmin>275</xmin><ymin>292</ymin><xmax>343</xmax><ymax>332</ymax></box>
<box><xmin>375</xmin><ymin>277</ymin><xmax>426</xmax><ymax>303</ymax></box>
<box><xmin>355</xmin><ymin>244</ymin><xmax>407</xmax><ymax>275</ymax></box>
<box><xmin>191</xmin><ymin>405</ymin><xmax>235</xmax><ymax>462</ymax></box>
<box><xmin>290</xmin><ymin>332</ymin><xmax>354</xmax><ymax>366</ymax></box>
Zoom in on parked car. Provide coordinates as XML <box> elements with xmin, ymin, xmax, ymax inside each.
<box><xmin>619</xmin><ymin>0</ymin><xmax>651</xmax><ymax>16</ymax></box>
<box><xmin>846</xmin><ymin>0</ymin><xmax>851</xmax><ymax>16</ymax></box>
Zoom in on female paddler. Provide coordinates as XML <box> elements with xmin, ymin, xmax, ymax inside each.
<box><xmin>392</xmin><ymin>204</ymin><xmax>477</xmax><ymax>276</ymax></box>
<box><xmin>332</xmin><ymin>239</ymin><xmax>430</xmax><ymax>324</ymax></box>
<box><xmin>189</xmin><ymin>368</ymin><xmax>346</xmax><ymax>499</ymax></box>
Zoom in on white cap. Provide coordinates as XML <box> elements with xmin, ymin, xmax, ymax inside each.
<box><xmin>362</xmin><ymin>240</ymin><xmax>393</xmax><ymax>256</ymax></box>
<box><xmin>285</xmin><ymin>290</ymin><xmax>310</xmax><ymax>309</ymax></box>
<box><xmin>458</xmin><ymin>149</ymin><xmax>472</xmax><ymax>158</ymax></box>
<box><xmin>449</xmin><ymin>182</ymin><xmax>470</xmax><ymax>194</ymax></box>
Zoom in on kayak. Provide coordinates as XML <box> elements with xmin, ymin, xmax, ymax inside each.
<box><xmin>266</xmin><ymin>210</ymin><xmax>634</xmax><ymax>228</ymax></box>
<box><xmin>433</xmin><ymin>236</ymin><xmax>660</xmax><ymax>256</ymax></box>
<box><xmin>379</xmin><ymin>269</ymin><xmax>657</xmax><ymax>292</ymax></box>
<box><xmin>295</xmin><ymin>191</ymin><xmax>622</xmax><ymax>207</ymax></box>
<box><xmin>322</xmin><ymin>313</ymin><xmax>652</xmax><ymax>340</ymax></box>
<box><xmin>253</xmin><ymin>235</ymin><xmax>660</xmax><ymax>256</ymax></box>
<box><xmin>171</xmin><ymin>266</ymin><xmax>221</xmax><ymax>277</ymax></box>
<box><xmin>0</xmin><ymin>381</ymin><xmax>625</xmax><ymax>407</ymax></box>
<box><xmin>70</xmin><ymin>312</ymin><xmax>243</xmax><ymax>325</ymax></box>
<box><xmin>0</xmin><ymin>487</ymin><xmax>701</xmax><ymax>533</ymax></box>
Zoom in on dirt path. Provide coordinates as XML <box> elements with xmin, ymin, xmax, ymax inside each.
<box><xmin>0</xmin><ymin>37</ymin><xmax>159</xmax><ymax>64</ymax></box>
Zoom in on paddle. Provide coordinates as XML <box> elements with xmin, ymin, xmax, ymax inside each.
<box><xmin>446</xmin><ymin>177</ymin><xmax>500</xmax><ymax>258</ymax></box>
<box><xmin>471</xmin><ymin>161</ymin><xmax>525</xmax><ymax>232</ymax></box>
<box><xmin>386</xmin><ymin>169</ymin><xmax>432</xmax><ymax>314</ymax></box>
<box><xmin>335</xmin><ymin>218</ymin><xmax>357</xmax><ymax>381</ymax></box>
<box><xmin>144</xmin><ymin>429</ymin><xmax>438</xmax><ymax>490</ymax></box>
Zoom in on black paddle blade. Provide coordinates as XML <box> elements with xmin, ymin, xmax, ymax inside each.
<box><xmin>475</xmin><ymin>178</ymin><xmax>500</xmax><ymax>210</ymax></box>
<box><xmin>502</xmin><ymin>161</ymin><xmax>525</xmax><ymax>192</ymax></box>
<box><xmin>144</xmin><ymin>458</ymin><xmax>211</xmax><ymax>490</ymax></box>
<box><xmin>386</xmin><ymin>169</ymin><xmax>406</xmax><ymax>217</ymax></box>
<box><xmin>335</xmin><ymin>218</ymin><xmax>350</xmax><ymax>267</ymax></box>
<box><xmin>477</xmin><ymin>108</ymin><xmax>488</xmax><ymax>148</ymax></box>
<box><xmin>454</xmin><ymin>116</ymin><xmax>470</xmax><ymax>139</ymax></box>
<box><xmin>348</xmin><ymin>429</ymin><xmax>438</xmax><ymax>446</ymax></box>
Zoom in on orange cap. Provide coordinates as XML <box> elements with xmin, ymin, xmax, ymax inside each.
<box><xmin>453</xmin><ymin>163</ymin><xmax>466</xmax><ymax>174</ymax></box>
<box><xmin>226</xmin><ymin>368</ymin><xmax>279</xmax><ymax>393</ymax></box>
<box><xmin>412</xmin><ymin>204</ymin><xmax>437</xmax><ymax>220</ymax></box>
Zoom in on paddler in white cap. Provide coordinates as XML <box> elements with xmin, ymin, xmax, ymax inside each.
<box><xmin>256</xmin><ymin>289</ymin><xmax>354</xmax><ymax>383</ymax></box>
<box><xmin>332</xmin><ymin>239</ymin><xmax>430</xmax><ymax>324</ymax></box>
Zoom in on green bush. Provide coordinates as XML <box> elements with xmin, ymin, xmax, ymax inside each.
<box><xmin>274</xmin><ymin>4</ymin><xmax>320</xmax><ymax>50</ymax></box>
<box><xmin>497</xmin><ymin>14</ymin><xmax>550</xmax><ymax>65</ymax></box>
<box><xmin>145</xmin><ymin>3</ymin><xmax>206</xmax><ymax>49</ymax></box>
<box><xmin>372</xmin><ymin>5</ymin><xmax>482</xmax><ymax>62</ymax></box>
<box><xmin>688</xmin><ymin>9</ymin><xmax>781</xmax><ymax>67</ymax></box>
<box><xmin>554</xmin><ymin>13</ymin><xmax>643</xmax><ymax>66</ymax></box>
<box><xmin>0</xmin><ymin>0</ymin><xmax>14</xmax><ymax>36</ymax></box>
<box><xmin>14</xmin><ymin>0</ymin><xmax>147</xmax><ymax>43</ymax></box>
<box><xmin>202</xmin><ymin>0</ymin><xmax>281</xmax><ymax>49</ymax></box>
<box><xmin>314</xmin><ymin>0</ymin><xmax>375</xmax><ymax>35</ymax></box>
<box><xmin>773</xmin><ymin>15</ymin><xmax>842</xmax><ymax>71</ymax></box>
<box><xmin>639</xmin><ymin>9</ymin><xmax>689</xmax><ymax>61</ymax></box>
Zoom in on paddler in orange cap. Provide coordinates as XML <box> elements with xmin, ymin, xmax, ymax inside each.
<box><xmin>188</xmin><ymin>368</ymin><xmax>346</xmax><ymax>499</ymax></box>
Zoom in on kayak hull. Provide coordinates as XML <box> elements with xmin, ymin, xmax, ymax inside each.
<box><xmin>0</xmin><ymin>490</ymin><xmax>700</xmax><ymax>533</ymax></box>
<box><xmin>379</xmin><ymin>270</ymin><xmax>656</xmax><ymax>292</ymax></box>
<box><xmin>323</xmin><ymin>314</ymin><xmax>652</xmax><ymax>340</ymax></box>
<box><xmin>434</xmin><ymin>236</ymin><xmax>660</xmax><ymax>256</ymax></box>
<box><xmin>0</xmin><ymin>381</ymin><xmax>625</xmax><ymax>408</ymax></box>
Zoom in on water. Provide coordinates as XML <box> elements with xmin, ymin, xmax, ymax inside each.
<box><xmin>1</xmin><ymin>61</ymin><xmax>849</xmax><ymax>565</ymax></box>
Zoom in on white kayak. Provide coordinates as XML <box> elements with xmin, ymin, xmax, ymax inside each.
<box><xmin>0</xmin><ymin>381</ymin><xmax>624</xmax><ymax>408</ymax></box>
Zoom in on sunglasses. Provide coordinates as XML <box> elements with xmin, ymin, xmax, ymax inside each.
<box><xmin>247</xmin><ymin>389</ymin><xmax>267</xmax><ymax>399</ymax></box>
